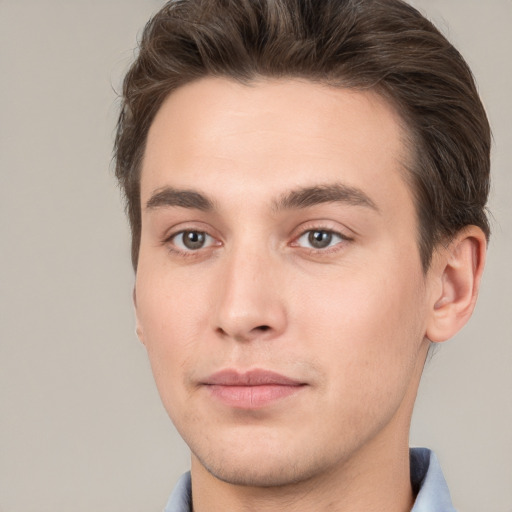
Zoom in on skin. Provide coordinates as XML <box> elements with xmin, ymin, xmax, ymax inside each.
<box><xmin>134</xmin><ymin>78</ymin><xmax>486</xmax><ymax>512</ymax></box>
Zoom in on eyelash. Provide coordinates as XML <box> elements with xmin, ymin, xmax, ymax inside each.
<box><xmin>164</xmin><ymin>226</ymin><xmax>351</xmax><ymax>258</ymax></box>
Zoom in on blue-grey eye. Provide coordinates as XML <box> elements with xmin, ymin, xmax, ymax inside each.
<box><xmin>297</xmin><ymin>230</ymin><xmax>343</xmax><ymax>249</ymax></box>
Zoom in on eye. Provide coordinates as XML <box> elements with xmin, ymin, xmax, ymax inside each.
<box><xmin>171</xmin><ymin>230</ymin><xmax>215</xmax><ymax>251</ymax></box>
<box><xmin>296</xmin><ymin>229</ymin><xmax>345</xmax><ymax>250</ymax></box>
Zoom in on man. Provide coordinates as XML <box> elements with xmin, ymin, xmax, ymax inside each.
<box><xmin>114</xmin><ymin>0</ymin><xmax>490</xmax><ymax>510</ymax></box>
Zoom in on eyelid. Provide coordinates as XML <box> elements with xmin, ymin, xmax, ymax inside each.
<box><xmin>290</xmin><ymin>220</ymin><xmax>353</xmax><ymax>240</ymax></box>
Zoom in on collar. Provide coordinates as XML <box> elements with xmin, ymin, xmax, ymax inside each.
<box><xmin>410</xmin><ymin>447</ymin><xmax>457</xmax><ymax>511</ymax></box>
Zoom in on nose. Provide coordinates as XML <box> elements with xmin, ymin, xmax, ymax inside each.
<box><xmin>213</xmin><ymin>246</ymin><xmax>287</xmax><ymax>343</ymax></box>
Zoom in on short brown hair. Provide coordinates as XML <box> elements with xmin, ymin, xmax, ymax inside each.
<box><xmin>115</xmin><ymin>0</ymin><xmax>491</xmax><ymax>270</ymax></box>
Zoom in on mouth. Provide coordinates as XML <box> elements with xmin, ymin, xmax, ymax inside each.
<box><xmin>201</xmin><ymin>369</ymin><xmax>307</xmax><ymax>409</ymax></box>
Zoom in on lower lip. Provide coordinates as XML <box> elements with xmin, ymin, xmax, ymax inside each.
<box><xmin>207</xmin><ymin>384</ymin><xmax>304</xmax><ymax>409</ymax></box>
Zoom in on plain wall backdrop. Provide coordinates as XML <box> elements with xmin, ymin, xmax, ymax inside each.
<box><xmin>1</xmin><ymin>1</ymin><xmax>511</xmax><ymax>511</ymax></box>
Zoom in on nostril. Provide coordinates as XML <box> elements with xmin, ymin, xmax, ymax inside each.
<box><xmin>214</xmin><ymin>324</ymin><xmax>274</xmax><ymax>341</ymax></box>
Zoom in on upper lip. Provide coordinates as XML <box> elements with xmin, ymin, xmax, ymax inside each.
<box><xmin>203</xmin><ymin>369</ymin><xmax>304</xmax><ymax>386</ymax></box>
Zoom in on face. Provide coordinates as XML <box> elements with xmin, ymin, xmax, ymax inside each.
<box><xmin>135</xmin><ymin>78</ymin><xmax>433</xmax><ymax>487</ymax></box>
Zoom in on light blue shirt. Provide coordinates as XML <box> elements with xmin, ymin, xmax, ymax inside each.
<box><xmin>164</xmin><ymin>447</ymin><xmax>456</xmax><ymax>511</ymax></box>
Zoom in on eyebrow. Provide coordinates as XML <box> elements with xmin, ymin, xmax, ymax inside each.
<box><xmin>145</xmin><ymin>182</ymin><xmax>379</xmax><ymax>213</ymax></box>
<box><xmin>146</xmin><ymin>187</ymin><xmax>214</xmax><ymax>211</ymax></box>
<box><xmin>273</xmin><ymin>183</ymin><xmax>379</xmax><ymax>212</ymax></box>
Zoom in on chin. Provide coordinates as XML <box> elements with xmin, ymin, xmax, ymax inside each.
<box><xmin>196</xmin><ymin>449</ymin><xmax>324</xmax><ymax>488</ymax></box>
<box><xmin>187</xmin><ymin>425</ymin><xmax>344</xmax><ymax>489</ymax></box>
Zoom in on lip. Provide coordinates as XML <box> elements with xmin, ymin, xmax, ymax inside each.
<box><xmin>202</xmin><ymin>369</ymin><xmax>306</xmax><ymax>409</ymax></box>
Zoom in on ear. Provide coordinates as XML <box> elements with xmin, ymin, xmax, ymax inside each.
<box><xmin>133</xmin><ymin>286</ymin><xmax>145</xmax><ymax>345</ymax></box>
<box><xmin>426</xmin><ymin>226</ymin><xmax>487</xmax><ymax>343</ymax></box>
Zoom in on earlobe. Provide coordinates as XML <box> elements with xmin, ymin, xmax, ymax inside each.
<box><xmin>426</xmin><ymin>226</ymin><xmax>487</xmax><ymax>343</ymax></box>
<box><xmin>133</xmin><ymin>286</ymin><xmax>145</xmax><ymax>345</ymax></box>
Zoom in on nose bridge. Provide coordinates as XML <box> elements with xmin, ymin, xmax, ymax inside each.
<box><xmin>214</xmin><ymin>238</ymin><xmax>286</xmax><ymax>341</ymax></box>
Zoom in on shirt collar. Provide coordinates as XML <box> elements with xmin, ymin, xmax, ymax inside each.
<box><xmin>410</xmin><ymin>447</ymin><xmax>457</xmax><ymax>511</ymax></box>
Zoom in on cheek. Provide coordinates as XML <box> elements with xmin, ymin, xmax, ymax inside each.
<box><xmin>135</xmin><ymin>265</ymin><xmax>210</xmax><ymax>402</ymax></box>
<box><xmin>137</xmin><ymin>256</ymin><xmax>209</xmax><ymax>337</ymax></box>
<box><xmin>293</xmin><ymin>262</ymin><xmax>427</xmax><ymax>402</ymax></box>
<box><xmin>296</xmin><ymin>262</ymin><xmax>423</xmax><ymax>338</ymax></box>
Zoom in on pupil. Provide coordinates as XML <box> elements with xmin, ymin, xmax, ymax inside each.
<box><xmin>308</xmin><ymin>230</ymin><xmax>332</xmax><ymax>249</ymax></box>
<box><xmin>183</xmin><ymin>231</ymin><xmax>205</xmax><ymax>249</ymax></box>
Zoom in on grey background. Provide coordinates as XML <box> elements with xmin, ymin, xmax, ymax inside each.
<box><xmin>1</xmin><ymin>1</ymin><xmax>510</xmax><ymax>511</ymax></box>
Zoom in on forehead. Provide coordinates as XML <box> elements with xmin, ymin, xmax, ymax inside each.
<box><xmin>141</xmin><ymin>77</ymin><xmax>412</xmax><ymax>214</ymax></box>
